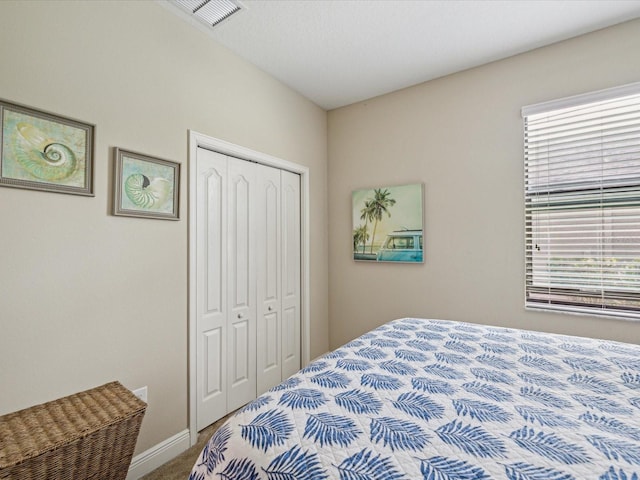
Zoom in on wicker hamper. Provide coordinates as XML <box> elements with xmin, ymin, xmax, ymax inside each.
<box><xmin>0</xmin><ymin>381</ymin><xmax>146</xmax><ymax>480</ymax></box>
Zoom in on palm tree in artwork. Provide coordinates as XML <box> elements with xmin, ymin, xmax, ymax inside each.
<box><xmin>360</xmin><ymin>200</ymin><xmax>374</xmax><ymax>254</ymax></box>
<box><xmin>353</xmin><ymin>224</ymin><xmax>369</xmax><ymax>253</ymax></box>
<box><xmin>368</xmin><ymin>188</ymin><xmax>396</xmax><ymax>254</ymax></box>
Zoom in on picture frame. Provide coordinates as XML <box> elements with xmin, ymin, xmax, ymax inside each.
<box><xmin>0</xmin><ymin>99</ymin><xmax>94</xmax><ymax>196</ymax></box>
<box><xmin>352</xmin><ymin>183</ymin><xmax>424</xmax><ymax>263</ymax></box>
<box><xmin>113</xmin><ymin>148</ymin><xmax>180</xmax><ymax>220</ymax></box>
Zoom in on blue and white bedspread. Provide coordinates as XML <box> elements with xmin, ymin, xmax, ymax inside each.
<box><xmin>189</xmin><ymin>318</ymin><xmax>640</xmax><ymax>480</ymax></box>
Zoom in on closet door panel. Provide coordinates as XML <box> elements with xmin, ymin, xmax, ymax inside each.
<box><xmin>256</xmin><ymin>164</ymin><xmax>282</xmax><ymax>394</ymax></box>
<box><xmin>196</xmin><ymin>148</ymin><xmax>228</xmax><ymax>430</ymax></box>
<box><xmin>204</xmin><ymin>328</ymin><xmax>223</xmax><ymax>396</ymax></box>
<box><xmin>227</xmin><ymin>158</ymin><xmax>257</xmax><ymax>411</ymax></box>
<box><xmin>281</xmin><ymin>170</ymin><xmax>301</xmax><ymax>379</ymax></box>
<box><xmin>231</xmin><ymin>321</ymin><xmax>249</xmax><ymax>382</ymax></box>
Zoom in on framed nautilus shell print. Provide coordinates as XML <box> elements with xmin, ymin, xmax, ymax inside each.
<box><xmin>113</xmin><ymin>148</ymin><xmax>180</xmax><ymax>220</ymax></box>
<box><xmin>0</xmin><ymin>99</ymin><xmax>94</xmax><ymax>195</ymax></box>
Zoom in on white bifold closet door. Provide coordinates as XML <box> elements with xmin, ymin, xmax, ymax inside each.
<box><xmin>279</xmin><ymin>169</ymin><xmax>301</xmax><ymax>382</ymax></box>
<box><xmin>195</xmin><ymin>147</ymin><xmax>300</xmax><ymax>430</ymax></box>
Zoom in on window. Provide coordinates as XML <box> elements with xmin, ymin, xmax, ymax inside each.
<box><xmin>523</xmin><ymin>83</ymin><xmax>640</xmax><ymax>319</ymax></box>
<box><xmin>384</xmin><ymin>236</ymin><xmax>414</xmax><ymax>249</ymax></box>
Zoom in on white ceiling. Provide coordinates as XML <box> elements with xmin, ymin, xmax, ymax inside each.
<box><xmin>165</xmin><ymin>0</ymin><xmax>640</xmax><ymax>110</ymax></box>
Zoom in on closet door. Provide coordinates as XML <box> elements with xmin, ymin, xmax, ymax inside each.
<box><xmin>226</xmin><ymin>157</ymin><xmax>257</xmax><ymax>412</ymax></box>
<box><xmin>195</xmin><ymin>147</ymin><xmax>301</xmax><ymax>430</ymax></box>
<box><xmin>256</xmin><ymin>164</ymin><xmax>282</xmax><ymax>395</ymax></box>
<box><xmin>195</xmin><ymin>148</ymin><xmax>228</xmax><ymax>430</ymax></box>
<box><xmin>281</xmin><ymin>170</ymin><xmax>301</xmax><ymax>379</ymax></box>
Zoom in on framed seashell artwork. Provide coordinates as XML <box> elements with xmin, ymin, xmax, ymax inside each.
<box><xmin>0</xmin><ymin>99</ymin><xmax>94</xmax><ymax>195</ymax></box>
<box><xmin>113</xmin><ymin>148</ymin><xmax>180</xmax><ymax>220</ymax></box>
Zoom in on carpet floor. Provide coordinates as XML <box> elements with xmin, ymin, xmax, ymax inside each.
<box><xmin>140</xmin><ymin>413</ymin><xmax>234</xmax><ymax>480</ymax></box>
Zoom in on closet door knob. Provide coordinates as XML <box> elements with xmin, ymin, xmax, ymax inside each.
<box><xmin>268</xmin><ymin>306</ymin><xmax>272</xmax><ymax>311</ymax></box>
<box><xmin>237</xmin><ymin>313</ymin><xmax>242</xmax><ymax>319</ymax></box>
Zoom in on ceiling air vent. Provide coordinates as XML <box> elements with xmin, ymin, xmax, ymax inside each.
<box><xmin>174</xmin><ymin>0</ymin><xmax>244</xmax><ymax>28</ymax></box>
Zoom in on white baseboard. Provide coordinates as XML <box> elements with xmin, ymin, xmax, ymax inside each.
<box><xmin>126</xmin><ymin>429</ymin><xmax>191</xmax><ymax>480</ymax></box>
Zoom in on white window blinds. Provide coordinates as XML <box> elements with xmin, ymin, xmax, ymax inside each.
<box><xmin>523</xmin><ymin>83</ymin><xmax>640</xmax><ymax>319</ymax></box>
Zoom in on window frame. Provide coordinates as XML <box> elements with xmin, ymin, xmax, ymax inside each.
<box><xmin>522</xmin><ymin>82</ymin><xmax>640</xmax><ymax>320</ymax></box>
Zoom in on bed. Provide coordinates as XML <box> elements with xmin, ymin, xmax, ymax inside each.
<box><xmin>188</xmin><ymin>317</ymin><xmax>640</xmax><ymax>480</ymax></box>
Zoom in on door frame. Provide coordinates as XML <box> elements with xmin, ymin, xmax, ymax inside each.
<box><xmin>187</xmin><ymin>130</ymin><xmax>311</xmax><ymax>445</ymax></box>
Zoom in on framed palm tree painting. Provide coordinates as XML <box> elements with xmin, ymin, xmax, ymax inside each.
<box><xmin>352</xmin><ymin>183</ymin><xmax>424</xmax><ymax>263</ymax></box>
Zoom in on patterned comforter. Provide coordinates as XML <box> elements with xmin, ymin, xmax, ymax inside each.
<box><xmin>189</xmin><ymin>318</ymin><xmax>640</xmax><ymax>480</ymax></box>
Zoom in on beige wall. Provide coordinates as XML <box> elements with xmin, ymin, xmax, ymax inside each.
<box><xmin>328</xmin><ymin>19</ymin><xmax>640</xmax><ymax>350</ymax></box>
<box><xmin>0</xmin><ymin>1</ymin><xmax>328</xmax><ymax>453</ymax></box>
